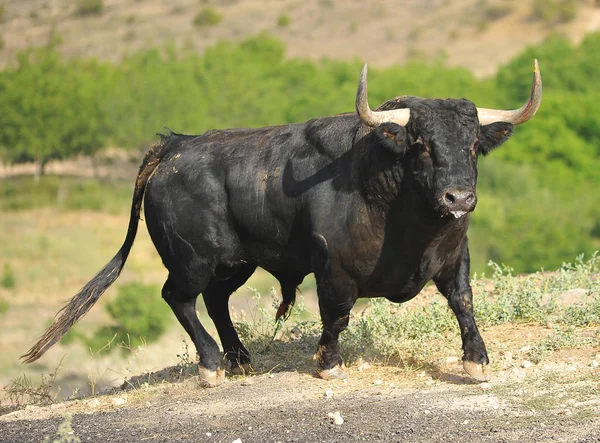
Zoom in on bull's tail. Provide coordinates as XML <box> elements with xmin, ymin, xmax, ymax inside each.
<box><xmin>21</xmin><ymin>138</ymin><xmax>169</xmax><ymax>363</ymax></box>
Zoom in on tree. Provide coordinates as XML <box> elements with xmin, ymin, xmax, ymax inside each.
<box><xmin>0</xmin><ymin>45</ymin><xmax>108</xmax><ymax>179</ymax></box>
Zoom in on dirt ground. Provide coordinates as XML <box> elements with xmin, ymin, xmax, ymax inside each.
<box><xmin>1</xmin><ymin>344</ymin><xmax>599</xmax><ymax>443</ymax></box>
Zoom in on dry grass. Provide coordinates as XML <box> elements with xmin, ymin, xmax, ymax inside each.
<box><xmin>0</xmin><ymin>206</ymin><xmax>295</xmax><ymax>402</ymax></box>
<box><xmin>2</xmin><ymin>0</ymin><xmax>600</xmax><ymax>76</ymax></box>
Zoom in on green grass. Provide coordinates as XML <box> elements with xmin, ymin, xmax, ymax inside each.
<box><xmin>0</xmin><ymin>176</ymin><xmax>132</xmax><ymax>213</ymax></box>
<box><xmin>235</xmin><ymin>253</ymin><xmax>600</xmax><ymax>371</ymax></box>
<box><xmin>193</xmin><ymin>7</ymin><xmax>222</xmax><ymax>27</ymax></box>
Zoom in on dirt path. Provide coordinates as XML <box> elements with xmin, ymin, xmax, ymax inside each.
<box><xmin>2</xmin><ymin>354</ymin><xmax>599</xmax><ymax>443</ymax></box>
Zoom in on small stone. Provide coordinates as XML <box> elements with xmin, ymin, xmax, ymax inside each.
<box><xmin>503</xmin><ymin>352</ymin><xmax>513</xmax><ymax>368</ymax></box>
<box><xmin>445</xmin><ymin>356</ymin><xmax>460</xmax><ymax>363</ymax></box>
<box><xmin>232</xmin><ymin>439</ymin><xmax>243</xmax><ymax>443</ymax></box>
<box><xmin>111</xmin><ymin>397</ymin><xmax>126</xmax><ymax>407</ymax></box>
<box><xmin>423</xmin><ymin>409</ymin><xmax>431</xmax><ymax>415</ymax></box>
<box><xmin>324</xmin><ymin>389</ymin><xmax>333</xmax><ymax>398</ymax></box>
<box><xmin>88</xmin><ymin>399</ymin><xmax>101</xmax><ymax>408</ymax></box>
<box><xmin>373</xmin><ymin>379</ymin><xmax>383</xmax><ymax>385</ymax></box>
<box><xmin>591</xmin><ymin>360</ymin><xmax>599</xmax><ymax>368</ymax></box>
<box><xmin>358</xmin><ymin>361</ymin><xmax>371</xmax><ymax>372</ymax></box>
<box><xmin>521</xmin><ymin>360</ymin><xmax>532</xmax><ymax>369</ymax></box>
<box><xmin>327</xmin><ymin>411</ymin><xmax>344</xmax><ymax>425</ymax></box>
<box><xmin>479</xmin><ymin>382</ymin><xmax>492</xmax><ymax>390</ymax></box>
<box><xmin>463</xmin><ymin>420</ymin><xmax>469</xmax><ymax>425</ymax></box>
<box><xmin>546</xmin><ymin>322</ymin><xmax>554</xmax><ymax>329</ymax></box>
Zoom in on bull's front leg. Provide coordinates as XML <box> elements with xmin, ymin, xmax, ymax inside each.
<box><xmin>311</xmin><ymin>233</ymin><xmax>358</xmax><ymax>380</ymax></box>
<box><xmin>434</xmin><ymin>242</ymin><xmax>490</xmax><ymax>381</ymax></box>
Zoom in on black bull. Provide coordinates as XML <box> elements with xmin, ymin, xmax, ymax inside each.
<box><xmin>23</xmin><ymin>61</ymin><xmax>542</xmax><ymax>386</ymax></box>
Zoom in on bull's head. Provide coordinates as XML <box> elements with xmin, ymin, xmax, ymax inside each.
<box><xmin>356</xmin><ymin>61</ymin><xmax>542</xmax><ymax>219</ymax></box>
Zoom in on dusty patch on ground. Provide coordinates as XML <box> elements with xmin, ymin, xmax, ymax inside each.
<box><xmin>1</xmin><ymin>333</ymin><xmax>599</xmax><ymax>442</ymax></box>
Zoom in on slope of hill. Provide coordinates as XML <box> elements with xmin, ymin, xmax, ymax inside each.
<box><xmin>2</xmin><ymin>0</ymin><xmax>600</xmax><ymax>76</ymax></box>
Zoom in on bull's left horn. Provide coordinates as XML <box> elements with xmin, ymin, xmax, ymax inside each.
<box><xmin>477</xmin><ymin>59</ymin><xmax>542</xmax><ymax>126</ymax></box>
<box><xmin>356</xmin><ymin>64</ymin><xmax>410</xmax><ymax>127</ymax></box>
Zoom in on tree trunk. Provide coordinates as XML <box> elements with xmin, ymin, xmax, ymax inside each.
<box><xmin>34</xmin><ymin>158</ymin><xmax>47</xmax><ymax>184</ymax></box>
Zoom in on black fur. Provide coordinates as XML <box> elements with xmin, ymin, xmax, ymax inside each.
<box><xmin>25</xmin><ymin>95</ymin><xmax>521</xmax><ymax>377</ymax></box>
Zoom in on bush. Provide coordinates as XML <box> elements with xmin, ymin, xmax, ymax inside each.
<box><xmin>277</xmin><ymin>14</ymin><xmax>291</xmax><ymax>28</ymax></box>
<box><xmin>483</xmin><ymin>3</ymin><xmax>513</xmax><ymax>21</ymax></box>
<box><xmin>193</xmin><ymin>7</ymin><xmax>222</xmax><ymax>27</ymax></box>
<box><xmin>84</xmin><ymin>283</ymin><xmax>170</xmax><ymax>353</ymax></box>
<box><xmin>1</xmin><ymin>263</ymin><xmax>15</xmax><ymax>289</ymax></box>
<box><xmin>0</xmin><ymin>298</ymin><xmax>9</xmax><ymax>315</ymax></box>
<box><xmin>75</xmin><ymin>0</ymin><xmax>104</xmax><ymax>17</ymax></box>
<box><xmin>532</xmin><ymin>0</ymin><xmax>578</xmax><ymax>24</ymax></box>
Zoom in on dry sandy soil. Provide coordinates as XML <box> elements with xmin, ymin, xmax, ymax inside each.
<box><xmin>2</xmin><ymin>0</ymin><xmax>600</xmax><ymax>76</ymax></box>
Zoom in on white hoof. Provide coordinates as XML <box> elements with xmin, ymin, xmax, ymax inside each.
<box><xmin>463</xmin><ymin>360</ymin><xmax>490</xmax><ymax>382</ymax></box>
<box><xmin>198</xmin><ymin>367</ymin><xmax>225</xmax><ymax>387</ymax></box>
<box><xmin>318</xmin><ymin>365</ymin><xmax>347</xmax><ymax>380</ymax></box>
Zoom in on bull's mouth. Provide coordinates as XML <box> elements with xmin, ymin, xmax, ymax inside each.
<box><xmin>450</xmin><ymin>210</ymin><xmax>468</xmax><ymax>219</ymax></box>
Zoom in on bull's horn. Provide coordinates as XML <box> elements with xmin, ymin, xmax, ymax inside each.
<box><xmin>356</xmin><ymin>64</ymin><xmax>410</xmax><ymax>127</ymax></box>
<box><xmin>477</xmin><ymin>59</ymin><xmax>542</xmax><ymax>126</ymax></box>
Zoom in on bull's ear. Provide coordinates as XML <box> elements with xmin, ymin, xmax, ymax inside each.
<box><xmin>373</xmin><ymin>123</ymin><xmax>408</xmax><ymax>156</ymax></box>
<box><xmin>479</xmin><ymin>122</ymin><xmax>514</xmax><ymax>156</ymax></box>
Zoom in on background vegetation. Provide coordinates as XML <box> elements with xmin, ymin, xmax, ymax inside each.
<box><xmin>1</xmin><ymin>32</ymin><xmax>599</xmax><ymax>273</ymax></box>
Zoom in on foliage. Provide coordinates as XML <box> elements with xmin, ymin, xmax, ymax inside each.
<box><xmin>0</xmin><ymin>33</ymin><xmax>599</xmax><ymax>272</ymax></box>
<box><xmin>2</xmin><ymin>369</ymin><xmax>58</xmax><ymax>406</ymax></box>
<box><xmin>0</xmin><ymin>44</ymin><xmax>109</xmax><ymax>175</ymax></box>
<box><xmin>75</xmin><ymin>0</ymin><xmax>104</xmax><ymax>17</ymax></box>
<box><xmin>237</xmin><ymin>253</ymin><xmax>599</xmax><ymax>369</ymax></box>
<box><xmin>1</xmin><ymin>263</ymin><xmax>15</xmax><ymax>289</ymax></box>
<box><xmin>77</xmin><ymin>283</ymin><xmax>170</xmax><ymax>353</ymax></box>
<box><xmin>42</xmin><ymin>415</ymin><xmax>81</xmax><ymax>443</ymax></box>
<box><xmin>277</xmin><ymin>14</ymin><xmax>291</xmax><ymax>28</ymax></box>
<box><xmin>482</xmin><ymin>2</ymin><xmax>514</xmax><ymax>21</ymax></box>
<box><xmin>531</xmin><ymin>0</ymin><xmax>578</xmax><ymax>24</ymax></box>
<box><xmin>193</xmin><ymin>7</ymin><xmax>222</xmax><ymax>27</ymax></box>
<box><xmin>0</xmin><ymin>297</ymin><xmax>8</xmax><ymax>315</ymax></box>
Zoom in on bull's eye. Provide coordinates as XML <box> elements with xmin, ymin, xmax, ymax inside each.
<box><xmin>413</xmin><ymin>136</ymin><xmax>429</xmax><ymax>154</ymax></box>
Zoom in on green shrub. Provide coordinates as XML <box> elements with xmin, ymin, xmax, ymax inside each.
<box><xmin>1</xmin><ymin>263</ymin><xmax>15</xmax><ymax>289</ymax></box>
<box><xmin>532</xmin><ymin>0</ymin><xmax>578</xmax><ymax>23</ymax></box>
<box><xmin>193</xmin><ymin>7</ymin><xmax>222</xmax><ymax>27</ymax></box>
<box><xmin>75</xmin><ymin>0</ymin><xmax>104</xmax><ymax>17</ymax></box>
<box><xmin>277</xmin><ymin>14</ymin><xmax>291</xmax><ymax>28</ymax></box>
<box><xmin>0</xmin><ymin>298</ymin><xmax>9</xmax><ymax>315</ymax></box>
<box><xmin>85</xmin><ymin>282</ymin><xmax>170</xmax><ymax>353</ymax></box>
<box><xmin>483</xmin><ymin>3</ymin><xmax>513</xmax><ymax>21</ymax></box>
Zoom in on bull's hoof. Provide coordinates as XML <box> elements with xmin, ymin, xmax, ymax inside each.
<box><xmin>463</xmin><ymin>360</ymin><xmax>490</xmax><ymax>382</ymax></box>
<box><xmin>318</xmin><ymin>366</ymin><xmax>347</xmax><ymax>380</ymax></box>
<box><xmin>198</xmin><ymin>367</ymin><xmax>226</xmax><ymax>387</ymax></box>
<box><xmin>230</xmin><ymin>363</ymin><xmax>253</xmax><ymax>376</ymax></box>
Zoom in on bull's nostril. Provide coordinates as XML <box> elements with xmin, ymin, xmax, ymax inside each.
<box><xmin>444</xmin><ymin>192</ymin><xmax>455</xmax><ymax>205</ymax></box>
<box><xmin>465</xmin><ymin>192</ymin><xmax>475</xmax><ymax>204</ymax></box>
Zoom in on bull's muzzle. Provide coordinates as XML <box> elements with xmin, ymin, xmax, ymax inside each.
<box><xmin>441</xmin><ymin>189</ymin><xmax>477</xmax><ymax>218</ymax></box>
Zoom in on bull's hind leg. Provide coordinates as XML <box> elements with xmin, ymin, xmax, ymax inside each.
<box><xmin>202</xmin><ymin>264</ymin><xmax>256</xmax><ymax>375</ymax></box>
<box><xmin>162</xmin><ymin>274</ymin><xmax>225</xmax><ymax>387</ymax></box>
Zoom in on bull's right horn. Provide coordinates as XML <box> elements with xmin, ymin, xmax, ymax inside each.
<box><xmin>356</xmin><ymin>64</ymin><xmax>411</xmax><ymax>128</ymax></box>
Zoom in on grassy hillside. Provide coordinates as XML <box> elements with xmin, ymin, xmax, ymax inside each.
<box><xmin>2</xmin><ymin>0</ymin><xmax>600</xmax><ymax>76</ymax></box>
